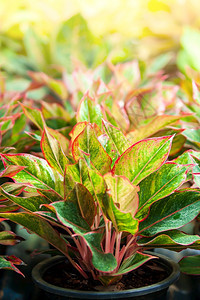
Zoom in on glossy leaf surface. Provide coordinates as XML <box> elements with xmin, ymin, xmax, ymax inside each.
<box><xmin>139</xmin><ymin>190</ymin><xmax>200</xmax><ymax>236</ymax></box>
<box><xmin>136</xmin><ymin>162</ymin><xmax>190</xmax><ymax>220</ymax></box>
<box><xmin>115</xmin><ymin>252</ymin><xmax>156</xmax><ymax>275</ymax></box>
<box><xmin>72</xmin><ymin>124</ymin><xmax>112</xmax><ymax>175</ymax></box>
<box><xmin>0</xmin><ymin>256</ymin><xmax>24</xmax><ymax>276</ymax></box>
<box><xmin>0</xmin><ymin>212</ymin><xmax>68</xmax><ymax>256</ymax></box>
<box><xmin>138</xmin><ymin>230</ymin><xmax>200</xmax><ymax>250</ymax></box>
<box><xmin>77</xmin><ymin>95</ymin><xmax>103</xmax><ymax>129</ymax></box>
<box><xmin>113</xmin><ymin>136</ymin><xmax>173</xmax><ymax>185</ymax></box>
<box><xmin>41</xmin><ymin>128</ymin><xmax>69</xmax><ymax>175</ymax></box>
<box><xmin>179</xmin><ymin>255</ymin><xmax>200</xmax><ymax>275</ymax></box>
<box><xmin>2</xmin><ymin>154</ymin><xmax>63</xmax><ymax>194</ymax></box>
<box><xmin>104</xmin><ymin>173</ymin><xmax>139</xmax><ymax>216</ymax></box>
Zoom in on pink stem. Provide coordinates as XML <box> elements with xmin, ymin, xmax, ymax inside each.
<box><xmin>105</xmin><ymin>220</ymin><xmax>111</xmax><ymax>253</ymax></box>
<box><xmin>110</xmin><ymin>230</ymin><xmax>116</xmax><ymax>254</ymax></box>
<box><xmin>115</xmin><ymin>232</ymin><xmax>122</xmax><ymax>264</ymax></box>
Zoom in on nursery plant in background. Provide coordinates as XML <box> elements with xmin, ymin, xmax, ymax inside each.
<box><xmin>0</xmin><ymin>95</ymin><xmax>199</xmax><ymax>298</ymax></box>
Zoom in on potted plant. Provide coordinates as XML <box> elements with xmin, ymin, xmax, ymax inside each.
<box><xmin>0</xmin><ymin>96</ymin><xmax>200</xmax><ymax>299</ymax></box>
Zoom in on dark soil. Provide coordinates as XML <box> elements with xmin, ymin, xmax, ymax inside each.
<box><xmin>43</xmin><ymin>258</ymin><xmax>170</xmax><ymax>292</ymax></box>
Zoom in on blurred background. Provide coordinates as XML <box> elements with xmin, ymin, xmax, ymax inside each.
<box><xmin>0</xmin><ymin>0</ymin><xmax>200</xmax><ymax>81</ymax></box>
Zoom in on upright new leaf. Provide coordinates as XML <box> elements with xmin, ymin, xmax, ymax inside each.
<box><xmin>72</xmin><ymin>124</ymin><xmax>112</xmax><ymax>175</ymax></box>
<box><xmin>77</xmin><ymin>94</ymin><xmax>104</xmax><ymax>129</ymax></box>
<box><xmin>41</xmin><ymin>128</ymin><xmax>69</xmax><ymax>175</ymax></box>
<box><xmin>99</xmin><ymin>193</ymin><xmax>138</xmax><ymax>235</ymax></box>
<box><xmin>21</xmin><ymin>104</ymin><xmax>44</xmax><ymax>131</ymax></box>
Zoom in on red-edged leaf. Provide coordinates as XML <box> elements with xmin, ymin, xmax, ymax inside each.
<box><xmin>41</xmin><ymin>128</ymin><xmax>69</xmax><ymax>175</ymax></box>
<box><xmin>72</xmin><ymin>123</ymin><xmax>112</xmax><ymax>175</ymax></box>
<box><xmin>0</xmin><ymin>230</ymin><xmax>24</xmax><ymax>245</ymax></box>
<box><xmin>76</xmin><ymin>94</ymin><xmax>104</xmax><ymax>129</ymax></box>
<box><xmin>113</xmin><ymin>136</ymin><xmax>173</xmax><ymax>185</ymax></box>
<box><xmin>0</xmin><ymin>255</ymin><xmax>24</xmax><ymax>276</ymax></box>
<box><xmin>104</xmin><ymin>173</ymin><xmax>139</xmax><ymax>217</ymax></box>
<box><xmin>1</xmin><ymin>153</ymin><xmax>63</xmax><ymax>194</ymax></box>
<box><xmin>139</xmin><ymin>190</ymin><xmax>200</xmax><ymax>236</ymax></box>
<box><xmin>127</xmin><ymin>115</ymin><xmax>183</xmax><ymax>143</ymax></box>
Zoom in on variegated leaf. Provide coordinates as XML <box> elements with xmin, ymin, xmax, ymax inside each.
<box><xmin>136</xmin><ymin>162</ymin><xmax>190</xmax><ymax>220</ymax></box>
<box><xmin>138</xmin><ymin>229</ymin><xmax>200</xmax><ymax>250</ymax></box>
<box><xmin>72</xmin><ymin>124</ymin><xmax>112</xmax><ymax>175</ymax></box>
<box><xmin>77</xmin><ymin>94</ymin><xmax>104</xmax><ymax>129</ymax></box>
<box><xmin>127</xmin><ymin>115</ymin><xmax>182</xmax><ymax>144</ymax></box>
<box><xmin>139</xmin><ymin>190</ymin><xmax>200</xmax><ymax>236</ymax></box>
<box><xmin>113</xmin><ymin>136</ymin><xmax>173</xmax><ymax>185</ymax></box>
<box><xmin>41</xmin><ymin>128</ymin><xmax>69</xmax><ymax>175</ymax></box>
<box><xmin>1</xmin><ymin>154</ymin><xmax>63</xmax><ymax>195</ymax></box>
<box><xmin>104</xmin><ymin>173</ymin><xmax>139</xmax><ymax>217</ymax></box>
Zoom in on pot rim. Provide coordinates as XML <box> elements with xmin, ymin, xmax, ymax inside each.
<box><xmin>32</xmin><ymin>251</ymin><xmax>180</xmax><ymax>299</ymax></box>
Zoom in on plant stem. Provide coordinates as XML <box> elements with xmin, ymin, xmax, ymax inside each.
<box><xmin>115</xmin><ymin>232</ymin><xmax>122</xmax><ymax>263</ymax></box>
<box><xmin>105</xmin><ymin>219</ymin><xmax>111</xmax><ymax>253</ymax></box>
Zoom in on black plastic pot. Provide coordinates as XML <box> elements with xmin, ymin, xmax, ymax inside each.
<box><xmin>32</xmin><ymin>252</ymin><xmax>180</xmax><ymax>300</ymax></box>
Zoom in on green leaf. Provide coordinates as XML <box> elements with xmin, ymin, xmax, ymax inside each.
<box><xmin>183</xmin><ymin>129</ymin><xmax>200</xmax><ymax>149</ymax></box>
<box><xmin>2</xmin><ymin>154</ymin><xmax>63</xmax><ymax>194</ymax></box>
<box><xmin>179</xmin><ymin>255</ymin><xmax>200</xmax><ymax>275</ymax></box>
<box><xmin>104</xmin><ymin>173</ymin><xmax>139</xmax><ymax>217</ymax></box>
<box><xmin>138</xmin><ymin>230</ymin><xmax>200</xmax><ymax>250</ymax></box>
<box><xmin>116</xmin><ymin>252</ymin><xmax>156</xmax><ymax>275</ymax></box>
<box><xmin>21</xmin><ymin>104</ymin><xmax>44</xmax><ymax>131</ymax></box>
<box><xmin>127</xmin><ymin>115</ymin><xmax>182</xmax><ymax>144</ymax></box>
<box><xmin>66</xmin><ymin>183</ymin><xmax>96</xmax><ymax>227</ymax></box>
<box><xmin>99</xmin><ymin>193</ymin><xmax>138</xmax><ymax>235</ymax></box>
<box><xmin>0</xmin><ymin>256</ymin><xmax>24</xmax><ymax>276</ymax></box>
<box><xmin>82</xmin><ymin>232</ymin><xmax>117</xmax><ymax>273</ymax></box>
<box><xmin>72</xmin><ymin>123</ymin><xmax>112</xmax><ymax>175</ymax></box>
<box><xmin>77</xmin><ymin>94</ymin><xmax>103</xmax><ymax>129</ymax></box>
<box><xmin>64</xmin><ymin>159</ymin><xmax>106</xmax><ymax>203</ymax></box>
<box><xmin>69</xmin><ymin>122</ymin><xmax>87</xmax><ymax>145</ymax></box>
<box><xmin>0</xmin><ymin>230</ymin><xmax>24</xmax><ymax>245</ymax></box>
<box><xmin>173</xmin><ymin>151</ymin><xmax>200</xmax><ymax>185</ymax></box>
<box><xmin>102</xmin><ymin>120</ymin><xmax>131</xmax><ymax>155</ymax></box>
<box><xmin>51</xmin><ymin>201</ymin><xmax>117</xmax><ymax>272</ymax></box>
<box><xmin>139</xmin><ymin>190</ymin><xmax>200</xmax><ymax>236</ymax></box>
<box><xmin>50</xmin><ymin>200</ymin><xmax>91</xmax><ymax>233</ymax></box>
<box><xmin>113</xmin><ymin>136</ymin><xmax>173</xmax><ymax>185</ymax></box>
<box><xmin>136</xmin><ymin>162</ymin><xmax>190</xmax><ymax>220</ymax></box>
<box><xmin>41</xmin><ymin>128</ymin><xmax>69</xmax><ymax>175</ymax></box>
<box><xmin>0</xmin><ymin>165</ymin><xmax>25</xmax><ymax>178</ymax></box>
<box><xmin>0</xmin><ymin>212</ymin><xmax>68</xmax><ymax>256</ymax></box>
<box><xmin>100</xmin><ymin>120</ymin><xmax>131</xmax><ymax>166</ymax></box>
<box><xmin>0</xmin><ymin>186</ymin><xmax>51</xmax><ymax>213</ymax></box>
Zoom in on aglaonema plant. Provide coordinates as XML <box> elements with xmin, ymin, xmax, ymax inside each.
<box><xmin>0</xmin><ymin>96</ymin><xmax>200</xmax><ymax>285</ymax></box>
